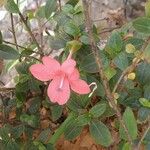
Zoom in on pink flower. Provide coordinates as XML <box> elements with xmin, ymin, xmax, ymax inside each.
<box><xmin>29</xmin><ymin>56</ymin><xmax>91</xmax><ymax>105</ymax></box>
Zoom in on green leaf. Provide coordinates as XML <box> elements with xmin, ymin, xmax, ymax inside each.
<box><xmin>64</xmin><ymin>120</ymin><xmax>83</xmax><ymax>140</ymax></box>
<box><xmin>145</xmin><ymin>1</ymin><xmax>150</xmax><ymax>18</ymax></box>
<box><xmin>136</xmin><ymin>62</ymin><xmax>150</xmax><ymax>85</ymax></box>
<box><xmin>76</xmin><ymin>113</ymin><xmax>91</xmax><ymax>126</ymax></box>
<box><xmin>89</xmin><ymin>120</ymin><xmax>113</xmax><ymax>147</ymax></box>
<box><xmin>144</xmin><ymin>85</ymin><xmax>150</xmax><ymax>99</ymax></box>
<box><xmin>80</xmin><ymin>51</ymin><xmax>109</xmax><ymax>73</ymax></box>
<box><xmin>133</xmin><ymin>17</ymin><xmax>150</xmax><ymax>34</ymax></box>
<box><xmin>5</xmin><ymin>0</ymin><xmax>19</xmax><ymax>13</ymax></box>
<box><xmin>113</xmin><ymin>52</ymin><xmax>129</xmax><ymax>71</ymax></box>
<box><xmin>138</xmin><ymin>107</ymin><xmax>150</xmax><ymax>123</ymax></box>
<box><xmin>51</xmin><ymin>105</ymin><xmax>63</xmax><ymax>121</ymax></box>
<box><xmin>67</xmin><ymin>94</ymin><xmax>90</xmax><ymax>112</ymax></box>
<box><xmin>37</xmin><ymin>128</ymin><xmax>51</xmax><ymax>143</ymax></box>
<box><xmin>64</xmin><ymin>22</ymin><xmax>80</xmax><ymax>37</ymax></box>
<box><xmin>28</xmin><ymin>97</ymin><xmax>41</xmax><ymax>114</ymax></box>
<box><xmin>105</xmin><ymin>31</ymin><xmax>123</xmax><ymax>57</ymax></box>
<box><xmin>0</xmin><ymin>126</ymin><xmax>10</xmax><ymax>142</ymax></box>
<box><xmin>11</xmin><ymin>125</ymin><xmax>25</xmax><ymax>139</ymax></box>
<box><xmin>66</xmin><ymin>0</ymin><xmax>79</xmax><ymax>7</ymax></box>
<box><xmin>0</xmin><ymin>44</ymin><xmax>19</xmax><ymax>60</ymax></box>
<box><xmin>45</xmin><ymin>0</ymin><xmax>57</xmax><ymax>19</ymax></box>
<box><xmin>89</xmin><ymin>103</ymin><xmax>106</xmax><ymax>118</ymax></box>
<box><xmin>119</xmin><ymin>107</ymin><xmax>138</xmax><ymax>140</ymax></box>
<box><xmin>122</xmin><ymin>142</ymin><xmax>132</xmax><ymax>150</ymax></box>
<box><xmin>139</xmin><ymin>98</ymin><xmax>150</xmax><ymax>108</ymax></box>
<box><xmin>80</xmin><ymin>35</ymin><xmax>89</xmax><ymax>45</ymax></box>
<box><xmin>49</xmin><ymin>36</ymin><xmax>66</xmax><ymax>50</ymax></box>
<box><xmin>104</xmin><ymin>67</ymin><xmax>116</xmax><ymax>80</ymax></box>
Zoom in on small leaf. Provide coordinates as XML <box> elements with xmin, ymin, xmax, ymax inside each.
<box><xmin>76</xmin><ymin>114</ymin><xmax>91</xmax><ymax>126</ymax></box>
<box><xmin>64</xmin><ymin>120</ymin><xmax>83</xmax><ymax>140</ymax></box>
<box><xmin>105</xmin><ymin>31</ymin><xmax>123</xmax><ymax>57</ymax></box>
<box><xmin>45</xmin><ymin>0</ymin><xmax>57</xmax><ymax>19</ymax></box>
<box><xmin>50</xmin><ymin>105</ymin><xmax>63</xmax><ymax>121</ymax></box>
<box><xmin>133</xmin><ymin>17</ymin><xmax>150</xmax><ymax>34</ymax></box>
<box><xmin>113</xmin><ymin>52</ymin><xmax>129</xmax><ymax>71</ymax></box>
<box><xmin>138</xmin><ymin>107</ymin><xmax>150</xmax><ymax>123</ymax></box>
<box><xmin>81</xmin><ymin>51</ymin><xmax>109</xmax><ymax>73</ymax></box>
<box><xmin>139</xmin><ymin>98</ymin><xmax>150</xmax><ymax>108</ymax></box>
<box><xmin>104</xmin><ymin>67</ymin><xmax>116</xmax><ymax>80</ymax></box>
<box><xmin>145</xmin><ymin>1</ymin><xmax>150</xmax><ymax>18</ymax></box>
<box><xmin>136</xmin><ymin>62</ymin><xmax>150</xmax><ymax>85</ymax></box>
<box><xmin>11</xmin><ymin>125</ymin><xmax>25</xmax><ymax>139</ymax></box>
<box><xmin>66</xmin><ymin>0</ymin><xmax>79</xmax><ymax>7</ymax></box>
<box><xmin>0</xmin><ymin>44</ymin><xmax>19</xmax><ymax>60</ymax></box>
<box><xmin>37</xmin><ymin>128</ymin><xmax>51</xmax><ymax>143</ymax></box>
<box><xmin>64</xmin><ymin>22</ymin><xmax>80</xmax><ymax>37</ymax></box>
<box><xmin>119</xmin><ymin>107</ymin><xmax>138</xmax><ymax>140</ymax></box>
<box><xmin>89</xmin><ymin>120</ymin><xmax>113</xmax><ymax>147</ymax></box>
<box><xmin>5</xmin><ymin>0</ymin><xmax>19</xmax><ymax>13</ymax></box>
<box><xmin>122</xmin><ymin>142</ymin><xmax>132</xmax><ymax>150</ymax></box>
<box><xmin>89</xmin><ymin>103</ymin><xmax>106</xmax><ymax>118</ymax></box>
<box><xmin>125</xmin><ymin>43</ymin><xmax>136</xmax><ymax>53</ymax></box>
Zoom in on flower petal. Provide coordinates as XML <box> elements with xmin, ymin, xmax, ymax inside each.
<box><xmin>61</xmin><ymin>59</ymin><xmax>76</xmax><ymax>75</ymax></box>
<box><xmin>47</xmin><ymin>77</ymin><xmax>70</xmax><ymax>105</ymax></box>
<box><xmin>69</xmin><ymin>68</ymin><xmax>80</xmax><ymax>81</ymax></box>
<box><xmin>70</xmin><ymin>79</ymin><xmax>91</xmax><ymax>94</ymax></box>
<box><xmin>29</xmin><ymin>64</ymin><xmax>51</xmax><ymax>81</ymax></box>
<box><xmin>42</xmin><ymin>56</ymin><xmax>60</xmax><ymax>72</ymax></box>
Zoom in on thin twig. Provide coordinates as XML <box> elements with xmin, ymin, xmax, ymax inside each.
<box><xmin>19</xmin><ymin>12</ymin><xmax>43</xmax><ymax>55</ymax></box>
<box><xmin>82</xmin><ymin>0</ymin><xmax>133</xmax><ymax>146</ymax></box>
<box><xmin>137</xmin><ymin>119</ymin><xmax>150</xmax><ymax>150</ymax></box>
<box><xmin>3</xmin><ymin>40</ymin><xmax>26</xmax><ymax>49</ymax></box>
<box><xmin>58</xmin><ymin>0</ymin><xmax>62</xmax><ymax>11</ymax></box>
<box><xmin>112</xmin><ymin>37</ymin><xmax>150</xmax><ymax>94</ymax></box>
<box><xmin>99</xmin><ymin>26</ymin><xmax>121</xmax><ymax>34</ymax></box>
<box><xmin>3</xmin><ymin>40</ymin><xmax>42</xmax><ymax>55</ymax></box>
<box><xmin>0</xmin><ymin>87</ymin><xmax>15</xmax><ymax>92</ymax></box>
<box><xmin>10</xmin><ymin>13</ymin><xmax>19</xmax><ymax>50</ymax></box>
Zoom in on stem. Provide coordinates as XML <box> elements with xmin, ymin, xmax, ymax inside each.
<box><xmin>18</xmin><ymin>12</ymin><xmax>43</xmax><ymax>55</ymax></box>
<box><xmin>10</xmin><ymin>13</ymin><xmax>19</xmax><ymax>50</ymax></box>
<box><xmin>82</xmin><ymin>0</ymin><xmax>133</xmax><ymax>146</ymax></box>
<box><xmin>58</xmin><ymin>0</ymin><xmax>62</xmax><ymax>11</ymax></box>
<box><xmin>48</xmin><ymin>113</ymin><xmax>76</xmax><ymax>145</ymax></box>
<box><xmin>137</xmin><ymin>119</ymin><xmax>150</xmax><ymax>150</ymax></box>
<box><xmin>3</xmin><ymin>40</ymin><xmax>42</xmax><ymax>55</ymax></box>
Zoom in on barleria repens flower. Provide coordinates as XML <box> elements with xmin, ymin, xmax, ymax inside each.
<box><xmin>29</xmin><ymin>56</ymin><xmax>90</xmax><ymax>105</ymax></box>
